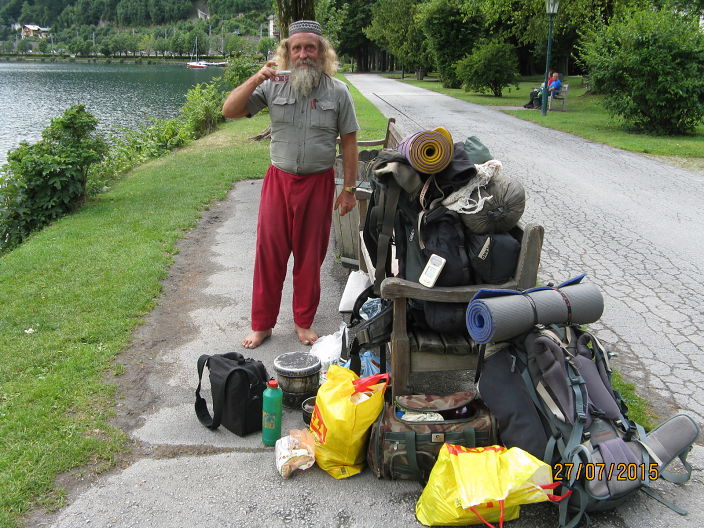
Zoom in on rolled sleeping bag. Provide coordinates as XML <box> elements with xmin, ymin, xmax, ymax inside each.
<box><xmin>460</xmin><ymin>173</ymin><xmax>526</xmax><ymax>234</ymax></box>
<box><xmin>397</xmin><ymin>128</ymin><xmax>454</xmax><ymax>174</ymax></box>
<box><xmin>466</xmin><ymin>276</ymin><xmax>604</xmax><ymax>344</ymax></box>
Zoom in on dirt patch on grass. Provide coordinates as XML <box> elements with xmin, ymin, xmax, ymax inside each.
<box><xmin>646</xmin><ymin>154</ymin><xmax>704</xmax><ymax>173</ymax></box>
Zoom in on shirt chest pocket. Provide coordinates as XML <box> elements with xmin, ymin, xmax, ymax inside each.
<box><xmin>270</xmin><ymin>96</ymin><xmax>296</xmax><ymax>124</ymax></box>
<box><xmin>312</xmin><ymin>99</ymin><xmax>337</xmax><ymax>129</ymax></box>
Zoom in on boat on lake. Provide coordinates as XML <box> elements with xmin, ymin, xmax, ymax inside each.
<box><xmin>185</xmin><ymin>37</ymin><xmax>227</xmax><ymax>68</ymax></box>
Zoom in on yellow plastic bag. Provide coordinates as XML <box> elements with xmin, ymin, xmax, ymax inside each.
<box><xmin>309</xmin><ymin>365</ymin><xmax>389</xmax><ymax>479</ymax></box>
<box><xmin>416</xmin><ymin>444</ymin><xmax>567</xmax><ymax>527</ymax></box>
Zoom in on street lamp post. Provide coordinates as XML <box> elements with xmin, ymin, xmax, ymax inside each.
<box><xmin>541</xmin><ymin>0</ymin><xmax>560</xmax><ymax>116</ymax></box>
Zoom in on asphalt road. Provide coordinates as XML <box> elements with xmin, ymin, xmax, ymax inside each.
<box><xmin>38</xmin><ymin>75</ymin><xmax>703</xmax><ymax>528</ymax></box>
<box><xmin>346</xmin><ymin>74</ymin><xmax>704</xmax><ymax>426</ymax></box>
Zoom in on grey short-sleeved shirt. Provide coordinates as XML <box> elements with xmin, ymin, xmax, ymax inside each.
<box><xmin>245</xmin><ymin>74</ymin><xmax>360</xmax><ymax>175</ymax></box>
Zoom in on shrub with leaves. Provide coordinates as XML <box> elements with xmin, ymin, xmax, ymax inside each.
<box><xmin>221</xmin><ymin>56</ymin><xmax>259</xmax><ymax>91</ymax></box>
<box><xmin>0</xmin><ymin>105</ymin><xmax>107</xmax><ymax>252</ymax></box>
<box><xmin>87</xmin><ymin>118</ymin><xmax>188</xmax><ymax>195</ymax></box>
<box><xmin>455</xmin><ymin>40</ymin><xmax>520</xmax><ymax>97</ymax></box>
<box><xmin>179</xmin><ymin>82</ymin><xmax>226</xmax><ymax>139</ymax></box>
<box><xmin>579</xmin><ymin>7</ymin><xmax>704</xmax><ymax>134</ymax></box>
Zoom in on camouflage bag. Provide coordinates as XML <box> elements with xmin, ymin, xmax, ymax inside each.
<box><xmin>367</xmin><ymin>392</ymin><xmax>498</xmax><ymax>482</ymax></box>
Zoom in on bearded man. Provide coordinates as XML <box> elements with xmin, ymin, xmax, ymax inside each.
<box><xmin>222</xmin><ymin>20</ymin><xmax>359</xmax><ymax>350</ymax></box>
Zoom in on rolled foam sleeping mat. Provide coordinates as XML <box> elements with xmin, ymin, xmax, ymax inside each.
<box><xmin>397</xmin><ymin>128</ymin><xmax>454</xmax><ymax>174</ymax></box>
<box><xmin>466</xmin><ymin>275</ymin><xmax>604</xmax><ymax>344</ymax></box>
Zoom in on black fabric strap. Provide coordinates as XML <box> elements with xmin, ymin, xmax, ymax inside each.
<box><xmin>374</xmin><ymin>183</ymin><xmax>401</xmax><ymax>294</ymax></box>
<box><xmin>195</xmin><ymin>354</ymin><xmax>221</xmax><ymax>429</ymax></box>
<box><xmin>474</xmin><ymin>344</ymin><xmax>486</xmax><ymax>385</ymax></box>
<box><xmin>525</xmin><ymin>293</ymin><xmax>539</xmax><ymax>325</ymax></box>
<box><xmin>554</xmin><ymin>287</ymin><xmax>573</xmax><ymax>324</ymax></box>
<box><xmin>404</xmin><ymin>431</ymin><xmax>420</xmax><ymax>480</ymax></box>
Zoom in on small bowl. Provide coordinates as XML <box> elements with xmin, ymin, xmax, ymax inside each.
<box><xmin>302</xmin><ymin>396</ymin><xmax>316</xmax><ymax>425</ymax></box>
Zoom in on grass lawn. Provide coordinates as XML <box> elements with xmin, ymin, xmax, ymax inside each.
<box><xmin>384</xmin><ymin>74</ymin><xmax>704</xmax><ymax>163</ymax></box>
<box><xmin>0</xmin><ymin>77</ymin><xmax>651</xmax><ymax>528</ymax></box>
<box><xmin>0</xmin><ymin>82</ymin><xmax>388</xmax><ymax>528</ymax></box>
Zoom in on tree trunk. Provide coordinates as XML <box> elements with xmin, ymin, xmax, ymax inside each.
<box><xmin>251</xmin><ymin>125</ymin><xmax>272</xmax><ymax>141</ymax></box>
<box><xmin>274</xmin><ymin>0</ymin><xmax>316</xmax><ymax>39</ymax></box>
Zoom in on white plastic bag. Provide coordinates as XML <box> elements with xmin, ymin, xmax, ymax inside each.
<box><xmin>275</xmin><ymin>429</ymin><xmax>316</xmax><ymax>479</ymax></box>
<box><xmin>310</xmin><ymin>322</ymin><xmax>346</xmax><ymax>382</ymax></box>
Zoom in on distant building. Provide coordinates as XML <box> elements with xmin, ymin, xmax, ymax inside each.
<box><xmin>268</xmin><ymin>15</ymin><xmax>279</xmax><ymax>38</ymax></box>
<box><xmin>21</xmin><ymin>24</ymin><xmax>51</xmax><ymax>39</ymax></box>
<box><xmin>197</xmin><ymin>9</ymin><xmax>209</xmax><ymax>20</ymax></box>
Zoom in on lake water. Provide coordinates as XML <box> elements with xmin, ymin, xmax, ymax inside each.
<box><xmin>0</xmin><ymin>62</ymin><xmax>222</xmax><ymax>167</ymax></box>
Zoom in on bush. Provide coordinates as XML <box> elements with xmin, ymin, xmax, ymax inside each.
<box><xmin>455</xmin><ymin>40</ymin><xmax>520</xmax><ymax>97</ymax></box>
<box><xmin>87</xmin><ymin>118</ymin><xmax>188</xmax><ymax>195</ymax></box>
<box><xmin>178</xmin><ymin>82</ymin><xmax>225</xmax><ymax>139</ymax></box>
<box><xmin>579</xmin><ymin>7</ymin><xmax>704</xmax><ymax>134</ymax></box>
<box><xmin>221</xmin><ymin>56</ymin><xmax>259</xmax><ymax>91</ymax></box>
<box><xmin>0</xmin><ymin>105</ymin><xmax>107</xmax><ymax>252</ymax></box>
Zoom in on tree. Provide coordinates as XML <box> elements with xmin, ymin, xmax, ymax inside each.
<box><xmin>365</xmin><ymin>0</ymin><xmax>434</xmax><ymax>78</ymax></box>
<box><xmin>274</xmin><ymin>0</ymin><xmax>316</xmax><ymax>38</ymax></box>
<box><xmin>335</xmin><ymin>0</ymin><xmax>377</xmax><ymax>72</ymax></box>
<box><xmin>418</xmin><ymin>0</ymin><xmax>483</xmax><ymax>88</ymax></box>
<box><xmin>257</xmin><ymin>36</ymin><xmax>277</xmax><ymax>58</ymax></box>
<box><xmin>315</xmin><ymin>0</ymin><xmax>347</xmax><ymax>49</ymax></box>
<box><xmin>455</xmin><ymin>39</ymin><xmax>520</xmax><ymax>96</ymax></box>
<box><xmin>154</xmin><ymin>36</ymin><xmax>169</xmax><ymax>56</ymax></box>
<box><xmin>579</xmin><ymin>6</ymin><xmax>704</xmax><ymax>134</ymax></box>
<box><xmin>17</xmin><ymin>39</ymin><xmax>32</xmax><ymax>53</ymax></box>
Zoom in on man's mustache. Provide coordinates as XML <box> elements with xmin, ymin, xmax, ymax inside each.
<box><xmin>294</xmin><ymin>58</ymin><xmax>317</xmax><ymax>68</ymax></box>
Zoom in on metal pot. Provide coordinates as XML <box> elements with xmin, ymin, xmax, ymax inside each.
<box><xmin>273</xmin><ymin>352</ymin><xmax>321</xmax><ymax>397</ymax></box>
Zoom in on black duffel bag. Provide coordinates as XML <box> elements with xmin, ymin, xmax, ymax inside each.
<box><xmin>195</xmin><ymin>351</ymin><xmax>269</xmax><ymax>436</ymax></box>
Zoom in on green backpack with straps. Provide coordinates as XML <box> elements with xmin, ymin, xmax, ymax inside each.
<box><xmin>477</xmin><ymin>324</ymin><xmax>699</xmax><ymax>527</ymax></box>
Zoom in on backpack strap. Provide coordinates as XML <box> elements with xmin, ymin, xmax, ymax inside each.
<box><xmin>374</xmin><ymin>181</ymin><xmax>401</xmax><ymax>294</ymax></box>
<box><xmin>195</xmin><ymin>354</ymin><xmax>221</xmax><ymax>429</ymax></box>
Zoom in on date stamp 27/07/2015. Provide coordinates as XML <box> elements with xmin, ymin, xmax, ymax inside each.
<box><xmin>553</xmin><ymin>462</ymin><xmax>659</xmax><ymax>482</ymax></box>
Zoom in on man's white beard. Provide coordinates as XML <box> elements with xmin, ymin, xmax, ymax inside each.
<box><xmin>290</xmin><ymin>59</ymin><xmax>323</xmax><ymax>98</ymax></box>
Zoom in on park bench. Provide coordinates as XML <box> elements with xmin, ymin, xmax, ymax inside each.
<box><xmin>334</xmin><ymin>118</ymin><xmax>544</xmax><ymax>398</ymax></box>
<box><xmin>549</xmin><ymin>83</ymin><xmax>569</xmax><ymax>111</ymax></box>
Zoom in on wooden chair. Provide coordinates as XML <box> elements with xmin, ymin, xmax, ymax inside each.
<box><xmin>549</xmin><ymin>83</ymin><xmax>569</xmax><ymax>111</ymax></box>
<box><xmin>353</xmin><ymin>119</ymin><xmax>545</xmax><ymax>397</ymax></box>
<box><xmin>378</xmin><ymin>222</ymin><xmax>544</xmax><ymax>397</ymax></box>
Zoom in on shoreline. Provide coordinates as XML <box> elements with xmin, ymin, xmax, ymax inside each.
<box><xmin>0</xmin><ymin>55</ymin><xmax>227</xmax><ymax>66</ymax></box>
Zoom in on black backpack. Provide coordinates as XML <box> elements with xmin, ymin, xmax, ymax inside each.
<box><xmin>477</xmin><ymin>324</ymin><xmax>699</xmax><ymax>527</ymax></box>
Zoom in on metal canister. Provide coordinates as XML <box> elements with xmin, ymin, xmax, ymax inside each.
<box><xmin>273</xmin><ymin>352</ymin><xmax>320</xmax><ymax>407</ymax></box>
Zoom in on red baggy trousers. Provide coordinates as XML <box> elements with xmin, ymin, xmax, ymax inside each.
<box><xmin>251</xmin><ymin>165</ymin><xmax>335</xmax><ymax>331</ymax></box>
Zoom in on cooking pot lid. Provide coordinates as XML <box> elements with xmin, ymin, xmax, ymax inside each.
<box><xmin>273</xmin><ymin>352</ymin><xmax>321</xmax><ymax>377</ymax></box>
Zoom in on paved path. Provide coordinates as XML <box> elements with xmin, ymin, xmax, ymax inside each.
<box><xmin>36</xmin><ymin>76</ymin><xmax>704</xmax><ymax>528</ymax></box>
<box><xmin>346</xmin><ymin>73</ymin><xmax>704</xmax><ymax>425</ymax></box>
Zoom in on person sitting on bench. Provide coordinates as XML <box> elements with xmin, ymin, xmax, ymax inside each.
<box><xmin>524</xmin><ymin>72</ymin><xmax>561</xmax><ymax>109</ymax></box>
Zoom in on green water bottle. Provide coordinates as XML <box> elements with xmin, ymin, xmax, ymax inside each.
<box><xmin>262</xmin><ymin>379</ymin><xmax>283</xmax><ymax>446</ymax></box>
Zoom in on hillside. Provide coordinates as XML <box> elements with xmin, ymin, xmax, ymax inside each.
<box><xmin>0</xmin><ymin>0</ymin><xmax>269</xmax><ymax>28</ymax></box>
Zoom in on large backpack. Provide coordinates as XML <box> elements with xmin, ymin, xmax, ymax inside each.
<box><xmin>477</xmin><ymin>324</ymin><xmax>699</xmax><ymax>527</ymax></box>
<box><xmin>363</xmin><ymin>162</ymin><xmax>472</xmax><ymax>333</ymax></box>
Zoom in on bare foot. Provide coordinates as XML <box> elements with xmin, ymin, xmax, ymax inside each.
<box><xmin>241</xmin><ymin>329</ymin><xmax>272</xmax><ymax>349</ymax></box>
<box><xmin>294</xmin><ymin>324</ymin><xmax>318</xmax><ymax>346</ymax></box>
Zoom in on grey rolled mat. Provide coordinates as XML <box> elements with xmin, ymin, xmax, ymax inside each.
<box><xmin>466</xmin><ymin>280</ymin><xmax>604</xmax><ymax>344</ymax></box>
